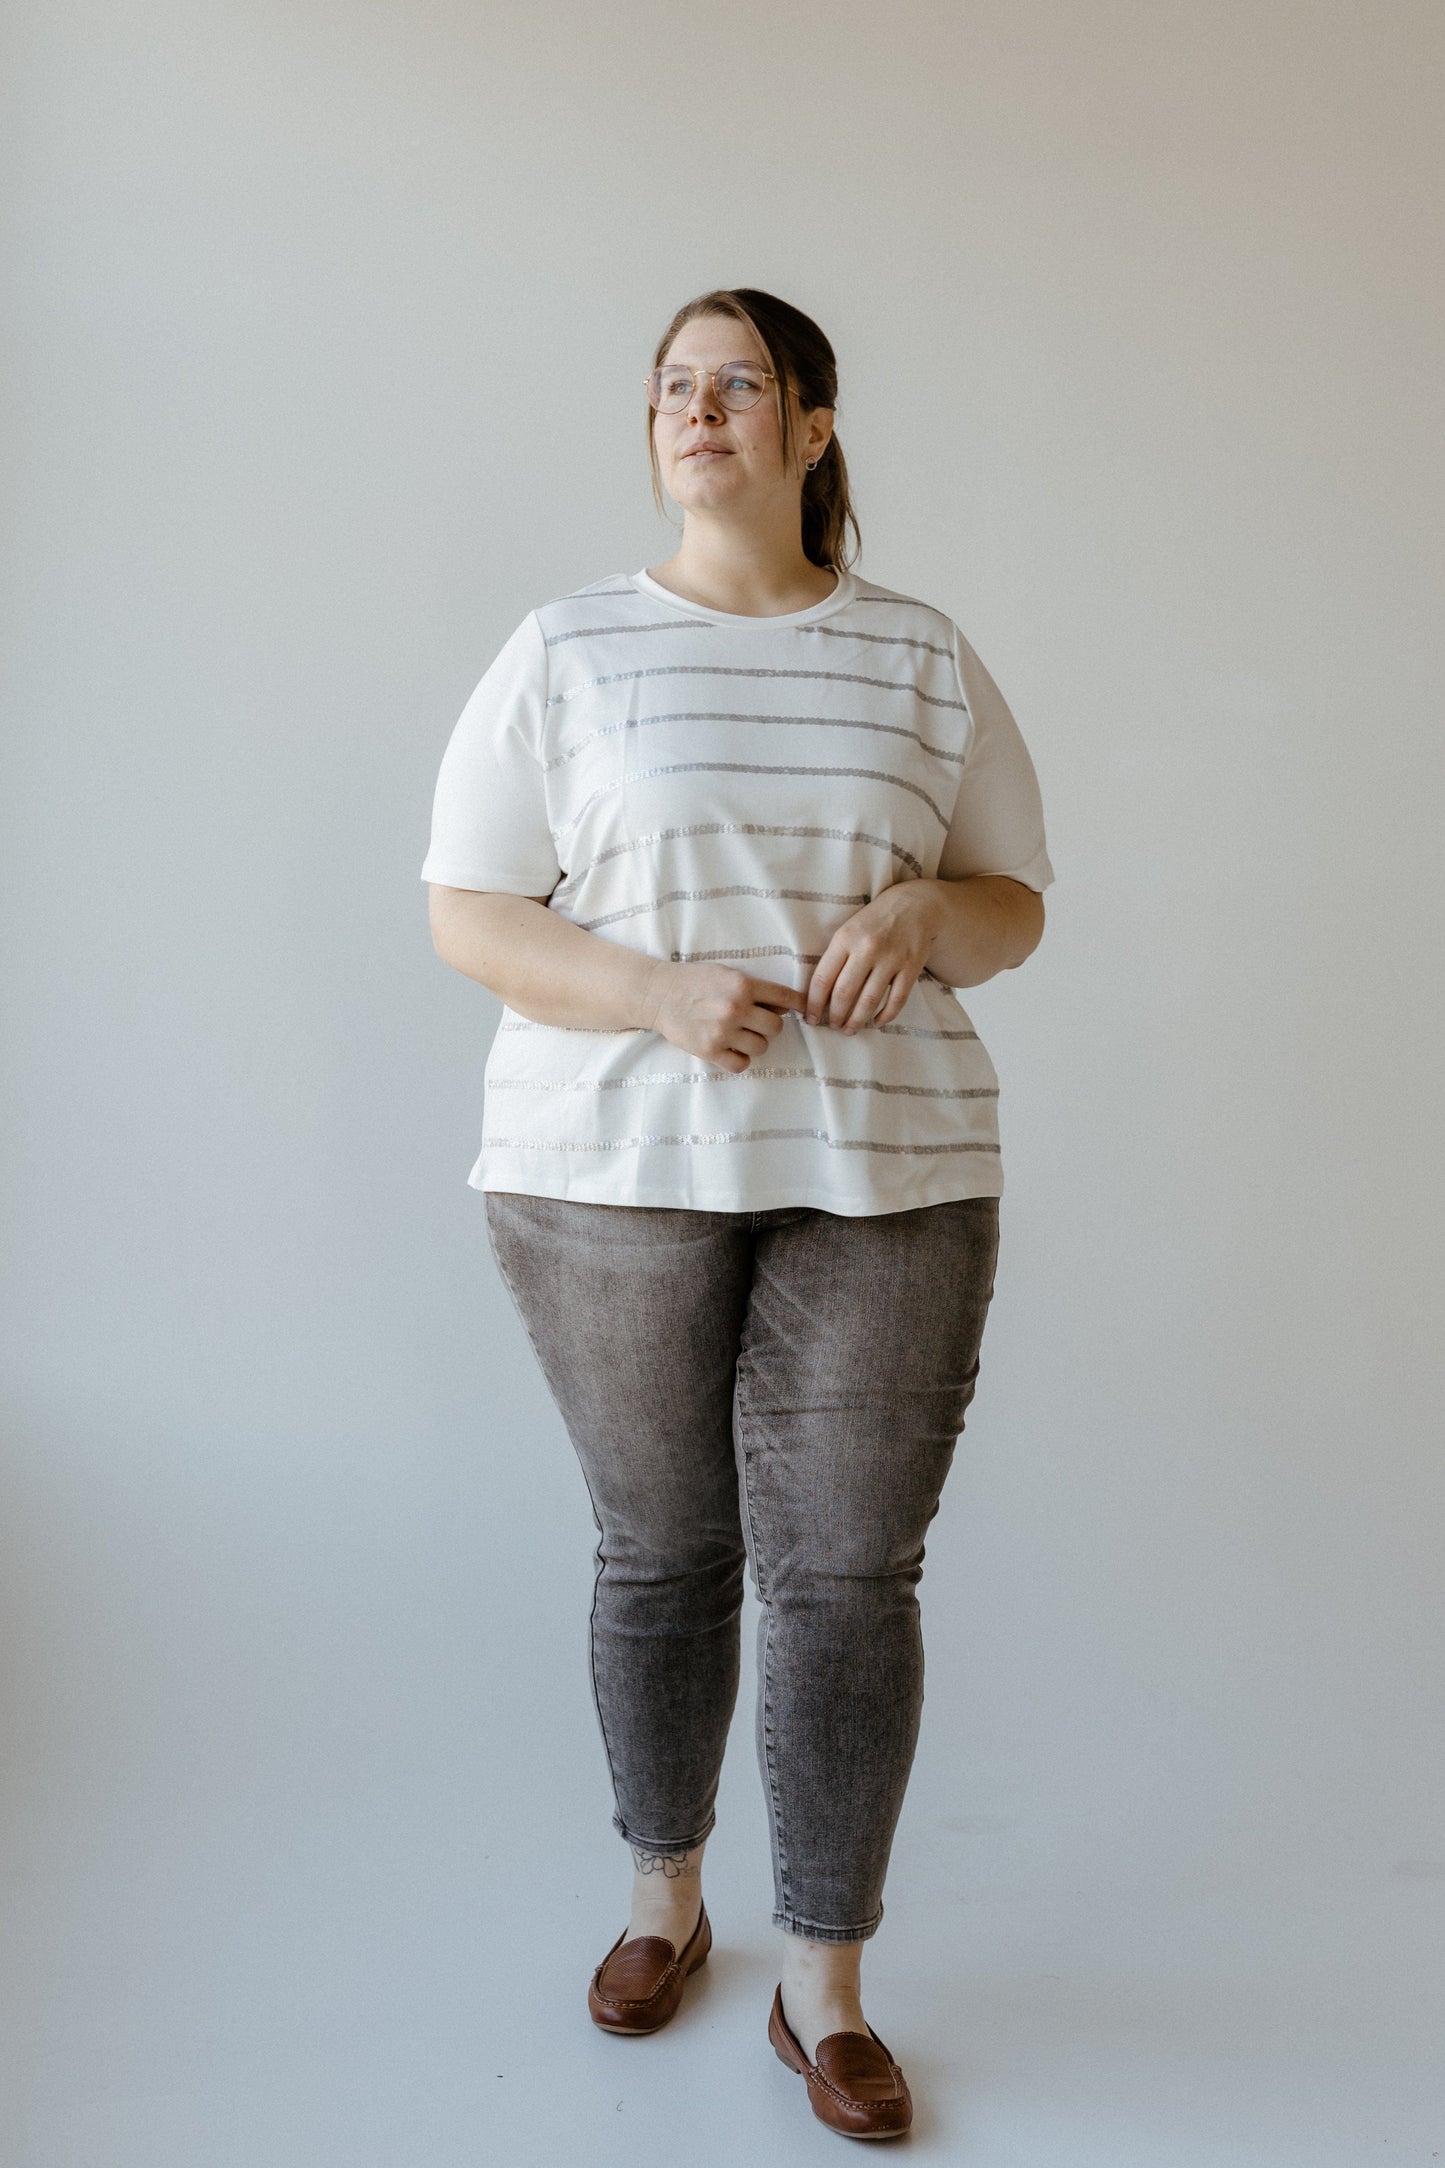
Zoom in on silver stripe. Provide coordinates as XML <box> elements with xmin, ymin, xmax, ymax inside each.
<box><xmin>488</xmin><ymin>1070</ymin><xmax>996</xmax><ymax>1099</ymax></box>
<box><xmin>543</xmin><ymin>618</ymin><xmax>705</xmax><ymax>647</ymax></box>
<box><xmin>547</xmin><ymin>665</ymin><xmax>966</xmax><ymax>712</ymax></box>
<box><xmin>853</xmin><ymin>593</ymin><xmax>950</xmax><ymax>617</ymax></box>
<box><xmin>543</xmin><ymin>615</ymin><xmax>954</xmax><ymax>659</ymax></box>
<box><xmin>554</xmin><ymin>760</ymin><xmax>952</xmax><ymax>842</ymax></box>
<box><xmin>483</xmin><ymin>1130</ymin><xmax>999</xmax><ymax>1155</ymax></box>
<box><xmin>876</xmin><ymin>1020</ymin><xmax>978</xmax><ymax>1040</ymax></box>
<box><xmin>552</xmin><ymin>822</ymin><xmax>925</xmax><ymax>889</ymax></box>
<box><xmin>578</xmin><ymin>884</ymin><xmax>871</xmax><ymax>932</ymax></box>
<box><xmin>669</xmin><ymin>944</ymin><xmax>823</xmax><ymax>964</ymax></box>
<box><xmin>545</xmin><ymin>709</ymin><xmax>964</xmax><ymax>771</ymax></box>
<box><xmin>813</xmin><ymin>624</ymin><xmax>954</xmax><ymax>657</ymax></box>
<box><xmin>496</xmin><ymin>1016</ymin><xmax>980</xmax><ymax>1041</ymax></box>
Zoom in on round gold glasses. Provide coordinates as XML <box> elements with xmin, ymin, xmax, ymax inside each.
<box><xmin>644</xmin><ymin>361</ymin><xmax>777</xmax><ymax>414</ymax></box>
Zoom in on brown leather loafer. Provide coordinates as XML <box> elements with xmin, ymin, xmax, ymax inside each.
<box><xmin>768</xmin><ymin>1984</ymin><xmax>913</xmax><ymax>2140</ymax></box>
<box><xmin>587</xmin><ymin>1904</ymin><xmax>712</xmax><ymax>2034</ymax></box>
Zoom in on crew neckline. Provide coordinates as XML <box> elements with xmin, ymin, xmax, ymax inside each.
<box><xmin>631</xmin><ymin>566</ymin><xmax>855</xmax><ymax>626</ymax></box>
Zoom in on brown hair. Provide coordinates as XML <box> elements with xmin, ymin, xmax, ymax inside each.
<box><xmin>645</xmin><ymin>287</ymin><xmax>861</xmax><ymax>574</ymax></box>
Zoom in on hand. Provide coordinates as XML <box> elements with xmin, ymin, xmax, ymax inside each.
<box><xmin>642</xmin><ymin>960</ymin><xmax>809</xmax><ymax>1073</ymax></box>
<box><xmin>805</xmin><ymin>882</ymin><xmax>939</xmax><ymax>1032</ymax></box>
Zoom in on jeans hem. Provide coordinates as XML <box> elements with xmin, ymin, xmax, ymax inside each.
<box><xmin>612</xmin><ymin>1808</ymin><xmax>717</xmax><ymax>1854</ymax></box>
<box><xmin>774</xmin><ymin>1903</ymin><xmax>884</xmax><ymax>1944</ymax></box>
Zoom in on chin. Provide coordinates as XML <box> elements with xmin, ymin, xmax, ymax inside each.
<box><xmin>672</xmin><ymin>466</ymin><xmax>741</xmax><ymax>503</ymax></box>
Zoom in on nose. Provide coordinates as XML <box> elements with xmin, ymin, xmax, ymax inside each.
<box><xmin>684</xmin><ymin>376</ymin><xmax>725</xmax><ymax>425</ymax></box>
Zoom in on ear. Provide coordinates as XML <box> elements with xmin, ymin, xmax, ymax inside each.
<box><xmin>804</xmin><ymin>404</ymin><xmax>836</xmax><ymax>464</ymax></box>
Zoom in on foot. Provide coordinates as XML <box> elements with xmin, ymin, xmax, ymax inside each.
<box><xmin>588</xmin><ymin>1904</ymin><xmax>712</xmax><ymax>2035</ymax></box>
<box><xmin>769</xmin><ymin>1984</ymin><xmax>913</xmax><ymax>2140</ymax></box>
<box><xmin>779</xmin><ymin>1980</ymin><xmax>871</xmax><ymax>2065</ymax></box>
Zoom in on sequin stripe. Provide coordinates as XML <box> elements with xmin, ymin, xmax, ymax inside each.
<box><xmin>551</xmin><ymin>821</ymin><xmax>926</xmax><ymax>889</ymax></box>
<box><xmin>541</xmin><ymin>619</ymin><xmax>706</xmax><ymax>646</ymax></box>
<box><xmin>552</xmin><ymin>760</ymin><xmax>953</xmax><ymax>843</ymax></box>
<box><xmin>495</xmin><ymin>1016</ymin><xmax>981</xmax><ymax>1042</ymax></box>
<box><xmin>545</xmin><ymin>665</ymin><xmax>966</xmax><ymax>712</ymax></box>
<box><xmin>486</xmin><ymin>1071</ymin><xmax>999</xmax><ymax>1098</ymax></box>
<box><xmin>542</xmin><ymin>710</ymin><xmax>965</xmax><ymax>772</ymax></box>
<box><xmin>851</xmin><ymin>592</ymin><xmax>951</xmax><ymax>616</ymax></box>
<box><xmin>539</xmin><ymin>617</ymin><xmax>954</xmax><ymax>658</ymax></box>
<box><xmin>812</xmin><ymin>624</ymin><xmax>954</xmax><ymax>655</ymax></box>
<box><xmin>481</xmin><ymin>1129</ymin><xmax>1001</xmax><ymax>1154</ymax></box>
<box><xmin>578</xmin><ymin>884</ymin><xmax>870</xmax><ymax>932</ymax></box>
<box><xmin>872</xmin><ymin>1020</ymin><xmax>980</xmax><ymax>1042</ymax></box>
<box><xmin>660</xmin><ymin>944</ymin><xmax>825</xmax><ymax>964</ymax></box>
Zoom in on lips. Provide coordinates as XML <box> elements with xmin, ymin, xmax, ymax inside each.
<box><xmin>683</xmin><ymin>446</ymin><xmax>732</xmax><ymax>459</ymax></box>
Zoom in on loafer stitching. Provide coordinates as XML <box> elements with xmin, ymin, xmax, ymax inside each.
<box><xmin>774</xmin><ymin>2002</ymin><xmax>908</xmax><ymax>2116</ymax></box>
<box><xmin>591</xmin><ymin>1913</ymin><xmax>706</xmax><ymax>2008</ymax></box>
<box><xmin>592</xmin><ymin>1962</ymin><xmax>680</xmax><ymax>2009</ymax></box>
<box><xmin>806</xmin><ymin>2061</ymin><xmax>907</xmax><ymax>2112</ymax></box>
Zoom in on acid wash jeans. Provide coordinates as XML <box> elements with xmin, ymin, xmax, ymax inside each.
<box><xmin>483</xmin><ymin>1190</ymin><xmax>1001</xmax><ymax>1944</ymax></box>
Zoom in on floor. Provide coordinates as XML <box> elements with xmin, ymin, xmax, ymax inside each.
<box><xmin>6</xmin><ymin>1720</ymin><xmax>1440</xmax><ymax>2168</ymax></box>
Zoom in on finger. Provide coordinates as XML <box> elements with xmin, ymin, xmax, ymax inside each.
<box><xmin>805</xmin><ymin>950</ymin><xmax>846</xmax><ymax>1026</ymax></box>
<box><xmin>752</xmin><ymin>975</ymin><xmax>810</xmax><ymax>1012</ymax></box>
<box><xmin>838</xmin><ymin>964</ymin><xmax>897</xmax><ymax>1031</ymax></box>
<box><xmin>873</xmin><ymin>971</ymin><xmax>915</xmax><ymax>1027</ymax></box>
<box><xmin>753</xmin><ymin>992</ymin><xmax>810</xmax><ymax>1036</ymax></box>
<box><xmin>824</xmin><ymin>953</ymin><xmax>876</xmax><ymax>1028</ymax></box>
<box><xmin>745</xmin><ymin>1003</ymin><xmax>790</xmax><ymax>1042</ymax></box>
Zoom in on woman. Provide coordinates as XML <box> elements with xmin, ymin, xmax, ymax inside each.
<box><xmin>421</xmin><ymin>287</ymin><xmax>1054</xmax><ymax>2141</ymax></box>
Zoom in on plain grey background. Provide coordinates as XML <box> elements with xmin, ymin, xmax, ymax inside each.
<box><xmin>3</xmin><ymin>3</ymin><xmax>1442</xmax><ymax>2163</ymax></box>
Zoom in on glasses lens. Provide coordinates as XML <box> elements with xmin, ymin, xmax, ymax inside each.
<box><xmin>648</xmin><ymin>366</ymin><xmax>694</xmax><ymax>412</ymax></box>
<box><xmin>716</xmin><ymin>362</ymin><xmax>769</xmax><ymax>410</ymax></box>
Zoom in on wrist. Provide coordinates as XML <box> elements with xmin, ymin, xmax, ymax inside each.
<box><xmin>907</xmin><ymin>878</ymin><xmax>949</xmax><ymax>953</ymax></box>
<box><xmin>636</xmin><ymin>955</ymin><xmax>674</xmax><ymax>1032</ymax></box>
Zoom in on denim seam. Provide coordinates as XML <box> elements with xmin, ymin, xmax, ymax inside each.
<box><xmin>734</xmin><ymin>1359</ymin><xmax>792</xmax><ymax>1920</ymax></box>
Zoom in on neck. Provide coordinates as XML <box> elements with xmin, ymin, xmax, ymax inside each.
<box><xmin>649</xmin><ymin>504</ymin><xmax>837</xmax><ymax>618</ymax></box>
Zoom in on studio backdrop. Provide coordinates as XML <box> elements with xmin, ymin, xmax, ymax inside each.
<box><xmin>3</xmin><ymin>3</ymin><xmax>1441</xmax><ymax>2163</ymax></box>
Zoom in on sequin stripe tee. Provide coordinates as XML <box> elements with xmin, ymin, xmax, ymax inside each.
<box><xmin>419</xmin><ymin>566</ymin><xmax>1056</xmax><ymax>1216</ymax></box>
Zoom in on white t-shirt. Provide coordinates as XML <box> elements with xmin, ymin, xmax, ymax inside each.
<box><xmin>420</xmin><ymin>566</ymin><xmax>1055</xmax><ymax>1215</ymax></box>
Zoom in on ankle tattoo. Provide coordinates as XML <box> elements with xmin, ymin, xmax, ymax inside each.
<box><xmin>630</xmin><ymin>1842</ymin><xmax>700</xmax><ymax>1881</ymax></box>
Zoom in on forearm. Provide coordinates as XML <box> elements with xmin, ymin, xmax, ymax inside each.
<box><xmin>429</xmin><ymin>887</ymin><xmax>669</xmax><ymax>1032</ymax></box>
<box><xmin>913</xmin><ymin>875</ymin><xmax>1045</xmax><ymax>989</ymax></box>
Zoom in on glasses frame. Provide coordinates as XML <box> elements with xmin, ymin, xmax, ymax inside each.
<box><xmin>643</xmin><ymin>360</ymin><xmax>779</xmax><ymax>414</ymax></box>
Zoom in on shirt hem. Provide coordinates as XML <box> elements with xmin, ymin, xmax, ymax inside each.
<box><xmin>468</xmin><ymin>1166</ymin><xmax>1003</xmax><ymax>1216</ymax></box>
<box><xmin>420</xmin><ymin>862</ymin><xmax>557</xmax><ymax>892</ymax></box>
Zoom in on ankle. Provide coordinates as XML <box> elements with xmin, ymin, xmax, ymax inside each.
<box><xmin>777</xmin><ymin>1932</ymin><xmax>867</xmax><ymax>2059</ymax></box>
<box><xmin>629</xmin><ymin>1883</ymin><xmax>703</xmax><ymax>1940</ymax></box>
<box><xmin>780</xmin><ymin>1979</ymin><xmax>868</xmax><ymax>2064</ymax></box>
<box><xmin>626</xmin><ymin>1836</ymin><xmax>706</xmax><ymax>1941</ymax></box>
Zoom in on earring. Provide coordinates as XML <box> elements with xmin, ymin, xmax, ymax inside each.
<box><xmin>805</xmin><ymin>458</ymin><xmax>818</xmax><ymax>471</ymax></box>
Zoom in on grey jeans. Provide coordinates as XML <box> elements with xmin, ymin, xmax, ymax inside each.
<box><xmin>483</xmin><ymin>1190</ymin><xmax>1001</xmax><ymax>1943</ymax></box>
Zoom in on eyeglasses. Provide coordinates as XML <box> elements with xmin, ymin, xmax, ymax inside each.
<box><xmin>644</xmin><ymin>360</ymin><xmax>777</xmax><ymax>414</ymax></box>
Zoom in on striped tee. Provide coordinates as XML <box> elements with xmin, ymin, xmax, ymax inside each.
<box><xmin>420</xmin><ymin>566</ymin><xmax>1055</xmax><ymax>1215</ymax></box>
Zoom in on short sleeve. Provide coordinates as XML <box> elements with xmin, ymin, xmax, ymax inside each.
<box><xmin>418</xmin><ymin>612</ymin><xmax>564</xmax><ymax>895</ymax></box>
<box><xmin>936</xmin><ymin>624</ymin><xmax>1056</xmax><ymax>891</ymax></box>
